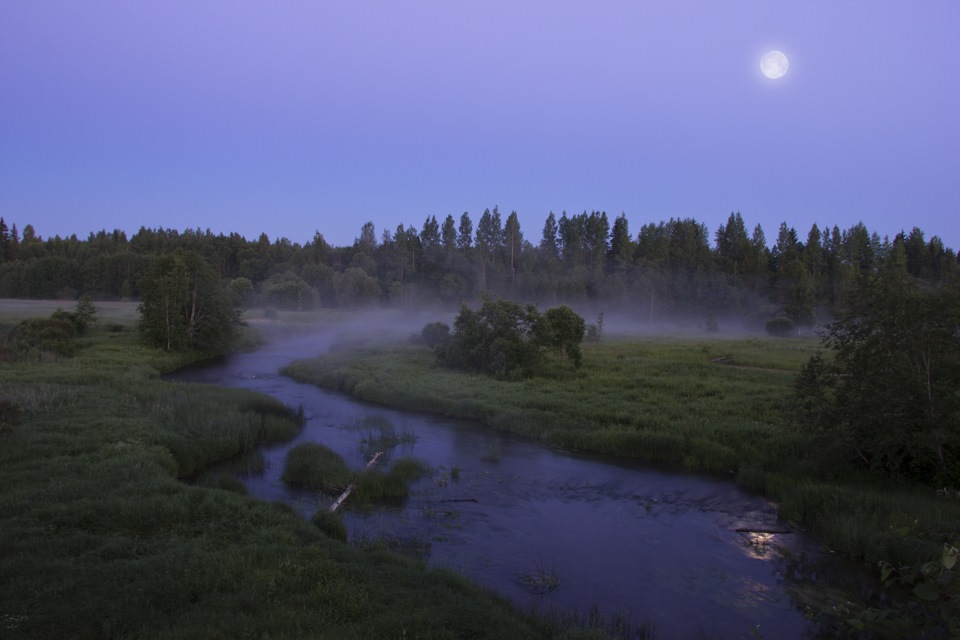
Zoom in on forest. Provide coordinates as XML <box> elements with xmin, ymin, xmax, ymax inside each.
<box><xmin>1</xmin><ymin>209</ymin><xmax>957</xmax><ymax>332</ymax></box>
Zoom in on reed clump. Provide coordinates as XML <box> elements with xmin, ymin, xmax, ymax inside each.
<box><xmin>390</xmin><ymin>456</ymin><xmax>431</xmax><ymax>480</ymax></box>
<box><xmin>281</xmin><ymin>442</ymin><xmax>353</xmax><ymax>492</ymax></box>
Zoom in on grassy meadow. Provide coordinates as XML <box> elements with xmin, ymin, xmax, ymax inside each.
<box><xmin>283</xmin><ymin>333</ymin><xmax>960</xmax><ymax>571</ymax></box>
<box><xmin>0</xmin><ymin>300</ymin><xmax>596</xmax><ymax>640</ymax></box>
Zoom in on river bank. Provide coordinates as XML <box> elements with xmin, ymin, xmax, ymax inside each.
<box><xmin>0</xmin><ymin>301</ymin><xmax>583</xmax><ymax>640</ymax></box>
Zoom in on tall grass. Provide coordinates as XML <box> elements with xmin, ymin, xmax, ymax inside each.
<box><xmin>283</xmin><ymin>339</ymin><xmax>802</xmax><ymax>475</ymax></box>
<box><xmin>0</xmin><ymin>302</ymin><xmax>560</xmax><ymax>639</ymax></box>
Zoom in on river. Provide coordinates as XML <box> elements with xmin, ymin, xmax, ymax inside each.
<box><xmin>172</xmin><ymin>328</ymin><xmax>869</xmax><ymax>639</ymax></box>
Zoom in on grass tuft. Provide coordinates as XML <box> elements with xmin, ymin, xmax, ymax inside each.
<box><xmin>312</xmin><ymin>509</ymin><xmax>348</xmax><ymax>542</ymax></box>
<box><xmin>281</xmin><ymin>442</ymin><xmax>353</xmax><ymax>493</ymax></box>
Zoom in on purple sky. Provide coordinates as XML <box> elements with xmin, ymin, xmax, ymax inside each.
<box><xmin>1</xmin><ymin>1</ymin><xmax>958</xmax><ymax>249</ymax></box>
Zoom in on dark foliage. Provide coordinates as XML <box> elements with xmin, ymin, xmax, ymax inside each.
<box><xmin>261</xmin><ymin>272</ymin><xmax>318</xmax><ymax>310</ymax></box>
<box><xmin>433</xmin><ymin>299</ymin><xmax>585</xmax><ymax>379</ymax></box>
<box><xmin>420</xmin><ymin>321</ymin><xmax>451</xmax><ymax>348</ymax></box>
<box><xmin>49</xmin><ymin>296</ymin><xmax>97</xmax><ymax>335</ymax></box>
<box><xmin>792</xmin><ymin>267</ymin><xmax>960</xmax><ymax>485</ymax></box>
<box><xmin>138</xmin><ymin>250</ymin><xmax>238</xmax><ymax>353</ymax></box>
<box><xmin>765</xmin><ymin>317</ymin><xmax>795</xmax><ymax>337</ymax></box>
<box><xmin>4</xmin><ymin>317</ymin><xmax>79</xmax><ymax>358</ymax></box>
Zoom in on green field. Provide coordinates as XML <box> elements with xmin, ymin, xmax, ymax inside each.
<box><xmin>284</xmin><ymin>335</ymin><xmax>818</xmax><ymax>472</ymax></box>
<box><xmin>0</xmin><ymin>300</ymin><xmax>598</xmax><ymax>640</ymax></box>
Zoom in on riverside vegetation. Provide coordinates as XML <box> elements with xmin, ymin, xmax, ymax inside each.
<box><xmin>284</xmin><ymin>326</ymin><xmax>960</xmax><ymax>636</ymax></box>
<box><xmin>0</xmin><ymin>300</ymin><xmax>608</xmax><ymax>640</ymax></box>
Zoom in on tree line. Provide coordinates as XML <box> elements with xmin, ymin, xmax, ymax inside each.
<box><xmin>1</xmin><ymin>210</ymin><xmax>957</xmax><ymax>327</ymax></box>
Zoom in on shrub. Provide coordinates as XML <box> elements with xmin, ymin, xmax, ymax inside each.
<box><xmin>7</xmin><ymin>317</ymin><xmax>79</xmax><ymax>357</ymax></box>
<box><xmin>74</xmin><ymin>295</ymin><xmax>98</xmax><ymax>331</ymax></box>
<box><xmin>585</xmin><ymin>312</ymin><xmax>604</xmax><ymax>342</ymax></box>
<box><xmin>420</xmin><ymin>322</ymin><xmax>451</xmax><ymax>348</ymax></box>
<box><xmin>435</xmin><ymin>298</ymin><xmax>586</xmax><ymax>379</ymax></box>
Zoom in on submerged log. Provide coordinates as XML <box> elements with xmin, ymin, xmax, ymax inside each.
<box><xmin>329</xmin><ymin>451</ymin><xmax>383</xmax><ymax>513</ymax></box>
<box><xmin>440</xmin><ymin>498</ymin><xmax>479</xmax><ymax>503</ymax></box>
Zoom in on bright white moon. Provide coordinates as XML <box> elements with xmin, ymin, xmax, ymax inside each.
<box><xmin>760</xmin><ymin>50</ymin><xmax>789</xmax><ymax>79</ymax></box>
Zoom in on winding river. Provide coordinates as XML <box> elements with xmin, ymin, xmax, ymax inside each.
<box><xmin>172</xmin><ymin>328</ymin><xmax>870</xmax><ymax>639</ymax></box>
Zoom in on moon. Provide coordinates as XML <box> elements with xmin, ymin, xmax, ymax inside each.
<box><xmin>760</xmin><ymin>50</ymin><xmax>789</xmax><ymax>79</ymax></box>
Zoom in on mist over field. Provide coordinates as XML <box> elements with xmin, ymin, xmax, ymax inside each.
<box><xmin>2</xmin><ymin>2</ymin><xmax>959</xmax><ymax>638</ymax></box>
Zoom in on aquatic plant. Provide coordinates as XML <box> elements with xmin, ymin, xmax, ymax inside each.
<box><xmin>351</xmin><ymin>469</ymin><xmax>410</xmax><ymax>504</ymax></box>
<box><xmin>281</xmin><ymin>442</ymin><xmax>352</xmax><ymax>492</ymax></box>
<box><xmin>516</xmin><ymin>557</ymin><xmax>561</xmax><ymax>595</ymax></box>
<box><xmin>342</xmin><ymin>415</ymin><xmax>419</xmax><ymax>450</ymax></box>
<box><xmin>390</xmin><ymin>457</ymin><xmax>431</xmax><ymax>480</ymax></box>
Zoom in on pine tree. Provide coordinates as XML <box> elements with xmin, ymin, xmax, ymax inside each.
<box><xmin>441</xmin><ymin>215</ymin><xmax>457</xmax><ymax>251</ymax></box>
<box><xmin>608</xmin><ymin>213</ymin><xmax>633</xmax><ymax>272</ymax></box>
<box><xmin>540</xmin><ymin>212</ymin><xmax>559</xmax><ymax>261</ymax></box>
<box><xmin>0</xmin><ymin>217</ymin><xmax>10</xmax><ymax>263</ymax></box>
<box><xmin>457</xmin><ymin>212</ymin><xmax>473</xmax><ymax>250</ymax></box>
<box><xmin>9</xmin><ymin>223</ymin><xmax>19</xmax><ymax>261</ymax></box>
<box><xmin>420</xmin><ymin>215</ymin><xmax>440</xmax><ymax>249</ymax></box>
<box><xmin>504</xmin><ymin>211</ymin><xmax>523</xmax><ymax>280</ymax></box>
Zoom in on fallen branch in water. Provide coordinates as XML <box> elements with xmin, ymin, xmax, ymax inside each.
<box><xmin>329</xmin><ymin>451</ymin><xmax>383</xmax><ymax>512</ymax></box>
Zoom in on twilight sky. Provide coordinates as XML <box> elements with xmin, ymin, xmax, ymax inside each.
<box><xmin>1</xmin><ymin>1</ymin><xmax>958</xmax><ymax>249</ymax></box>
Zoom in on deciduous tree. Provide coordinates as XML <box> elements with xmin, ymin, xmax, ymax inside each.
<box><xmin>138</xmin><ymin>251</ymin><xmax>238</xmax><ymax>353</ymax></box>
<box><xmin>792</xmin><ymin>267</ymin><xmax>960</xmax><ymax>484</ymax></box>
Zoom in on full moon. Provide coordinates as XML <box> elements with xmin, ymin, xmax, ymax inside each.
<box><xmin>760</xmin><ymin>50</ymin><xmax>789</xmax><ymax>79</ymax></box>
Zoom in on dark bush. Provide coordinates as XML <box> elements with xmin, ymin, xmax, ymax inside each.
<box><xmin>765</xmin><ymin>317</ymin><xmax>794</xmax><ymax>337</ymax></box>
<box><xmin>435</xmin><ymin>299</ymin><xmax>586</xmax><ymax>379</ymax></box>
<box><xmin>8</xmin><ymin>317</ymin><xmax>79</xmax><ymax>357</ymax></box>
<box><xmin>420</xmin><ymin>322</ymin><xmax>451</xmax><ymax>348</ymax></box>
